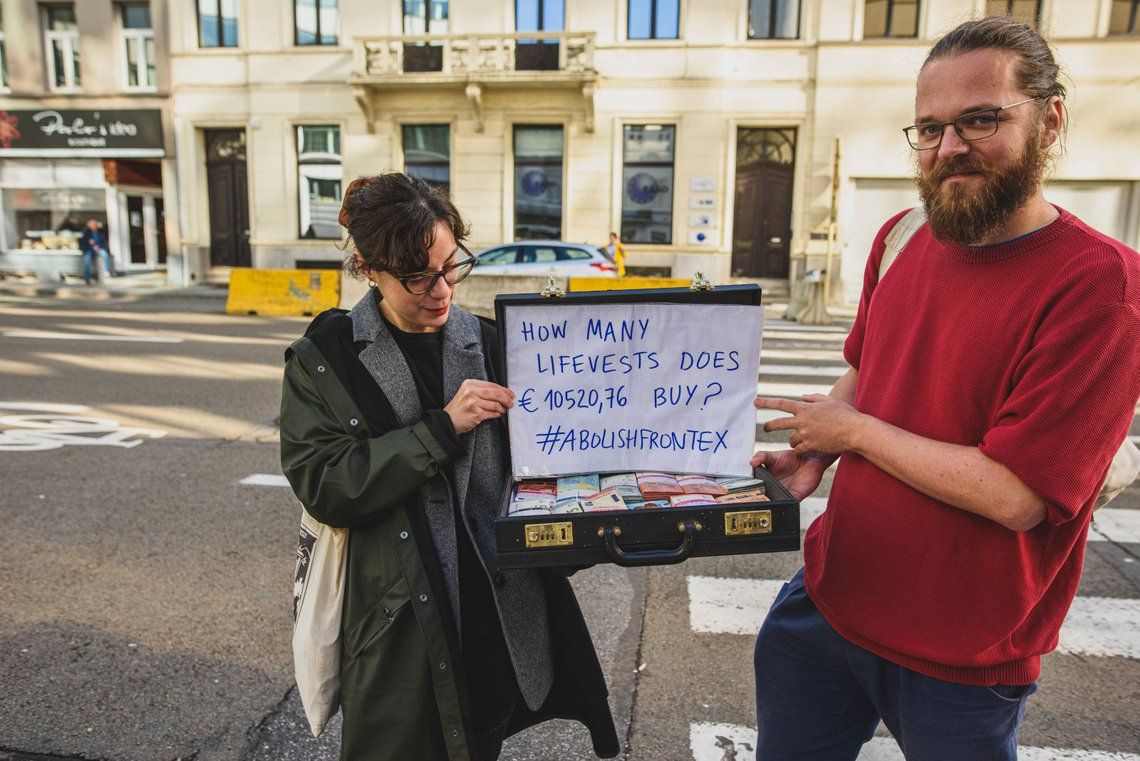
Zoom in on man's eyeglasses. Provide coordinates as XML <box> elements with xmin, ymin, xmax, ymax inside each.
<box><xmin>903</xmin><ymin>96</ymin><xmax>1047</xmax><ymax>151</ymax></box>
<box><xmin>392</xmin><ymin>254</ymin><xmax>478</xmax><ymax>295</ymax></box>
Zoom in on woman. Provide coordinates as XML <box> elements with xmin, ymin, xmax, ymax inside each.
<box><xmin>280</xmin><ymin>172</ymin><xmax>618</xmax><ymax>761</ymax></box>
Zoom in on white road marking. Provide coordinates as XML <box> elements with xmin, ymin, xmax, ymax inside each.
<box><xmin>2</xmin><ymin>330</ymin><xmax>183</xmax><ymax>344</ymax></box>
<box><xmin>1090</xmin><ymin>508</ymin><xmax>1140</xmax><ymax>545</ymax></box>
<box><xmin>0</xmin><ymin>411</ymin><xmax>166</xmax><ymax>452</ymax></box>
<box><xmin>688</xmin><ymin>576</ymin><xmax>784</xmax><ymax>636</ymax></box>
<box><xmin>763</xmin><ymin>330</ymin><xmax>848</xmax><ymax>342</ymax></box>
<box><xmin>764</xmin><ymin>321</ymin><xmax>851</xmax><ymax>334</ymax></box>
<box><xmin>688</xmin><ymin>576</ymin><xmax>1140</xmax><ymax>658</ymax></box>
<box><xmin>758</xmin><ymin>364</ymin><xmax>847</xmax><ymax>379</ymax></box>
<box><xmin>762</xmin><ymin>347</ymin><xmax>848</xmax><ymax>362</ymax></box>
<box><xmin>0</xmin><ymin>401</ymin><xmax>90</xmax><ymax>413</ymax></box>
<box><xmin>240</xmin><ymin>474</ymin><xmax>291</xmax><ymax>487</ymax></box>
<box><xmin>755</xmin><ymin>381</ymin><xmax>835</xmax><ymax>398</ymax></box>
<box><xmin>798</xmin><ymin>500</ymin><xmax>1137</xmax><ymax>544</ymax></box>
<box><xmin>690</xmin><ymin>723</ymin><xmax>1140</xmax><ymax>761</ymax></box>
<box><xmin>1058</xmin><ymin>596</ymin><xmax>1140</xmax><ymax>659</ymax></box>
<box><xmin>690</xmin><ymin>721</ymin><xmax>756</xmax><ymax>761</ymax></box>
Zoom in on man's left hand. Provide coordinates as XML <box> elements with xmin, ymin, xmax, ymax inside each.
<box><xmin>755</xmin><ymin>394</ymin><xmax>867</xmax><ymax>456</ymax></box>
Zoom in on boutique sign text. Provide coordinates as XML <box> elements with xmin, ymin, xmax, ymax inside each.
<box><xmin>0</xmin><ymin>109</ymin><xmax>164</xmax><ymax>155</ymax></box>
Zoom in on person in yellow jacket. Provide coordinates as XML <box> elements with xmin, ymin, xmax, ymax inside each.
<box><xmin>607</xmin><ymin>232</ymin><xmax>627</xmax><ymax>277</ymax></box>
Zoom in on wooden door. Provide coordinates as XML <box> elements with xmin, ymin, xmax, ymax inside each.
<box><xmin>731</xmin><ymin>128</ymin><xmax>796</xmax><ymax>278</ymax></box>
<box><xmin>204</xmin><ymin>129</ymin><xmax>251</xmax><ymax>268</ymax></box>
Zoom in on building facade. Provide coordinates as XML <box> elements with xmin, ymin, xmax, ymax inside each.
<box><xmin>0</xmin><ymin>1</ymin><xmax>176</xmax><ymax>280</ymax></box>
<box><xmin>165</xmin><ymin>0</ymin><xmax>1140</xmax><ymax>299</ymax></box>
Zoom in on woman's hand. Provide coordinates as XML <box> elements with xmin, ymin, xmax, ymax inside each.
<box><xmin>445</xmin><ymin>379</ymin><xmax>515</xmax><ymax>435</ymax></box>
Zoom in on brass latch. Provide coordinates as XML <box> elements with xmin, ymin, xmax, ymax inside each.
<box><xmin>690</xmin><ymin>271</ymin><xmax>714</xmax><ymax>291</ymax></box>
<box><xmin>724</xmin><ymin>509</ymin><xmax>772</xmax><ymax>536</ymax></box>
<box><xmin>525</xmin><ymin>522</ymin><xmax>573</xmax><ymax>548</ymax></box>
<box><xmin>540</xmin><ymin>276</ymin><xmax>566</xmax><ymax>298</ymax></box>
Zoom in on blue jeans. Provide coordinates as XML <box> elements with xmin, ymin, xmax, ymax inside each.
<box><xmin>754</xmin><ymin>569</ymin><xmax>1035</xmax><ymax>761</ymax></box>
<box><xmin>83</xmin><ymin>248</ymin><xmax>113</xmax><ymax>282</ymax></box>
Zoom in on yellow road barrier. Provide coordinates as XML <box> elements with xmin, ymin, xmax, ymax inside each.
<box><xmin>226</xmin><ymin>268</ymin><xmax>341</xmax><ymax>316</ymax></box>
<box><xmin>568</xmin><ymin>276</ymin><xmax>690</xmax><ymax>292</ymax></box>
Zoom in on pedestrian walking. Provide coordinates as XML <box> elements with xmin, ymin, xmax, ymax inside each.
<box><xmin>279</xmin><ymin>172</ymin><xmax>618</xmax><ymax>761</ymax></box>
<box><xmin>751</xmin><ymin>16</ymin><xmax>1140</xmax><ymax>760</ymax></box>
<box><xmin>78</xmin><ymin>219</ymin><xmax>116</xmax><ymax>284</ymax></box>
<box><xmin>606</xmin><ymin>232</ymin><xmax>627</xmax><ymax>276</ymax></box>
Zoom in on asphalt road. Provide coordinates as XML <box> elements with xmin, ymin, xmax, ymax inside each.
<box><xmin>1</xmin><ymin>293</ymin><xmax>1137</xmax><ymax>760</ymax></box>
<box><xmin>0</xmin><ymin>295</ymin><xmax>646</xmax><ymax>761</ymax></box>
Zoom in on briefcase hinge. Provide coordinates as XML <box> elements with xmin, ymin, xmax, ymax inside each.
<box><xmin>541</xmin><ymin>276</ymin><xmax>567</xmax><ymax>298</ymax></box>
<box><xmin>690</xmin><ymin>271</ymin><xmax>714</xmax><ymax>291</ymax></box>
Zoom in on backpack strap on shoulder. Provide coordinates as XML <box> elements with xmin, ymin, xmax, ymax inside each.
<box><xmin>879</xmin><ymin>207</ymin><xmax>928</xmax><ymax>279</ymax></box>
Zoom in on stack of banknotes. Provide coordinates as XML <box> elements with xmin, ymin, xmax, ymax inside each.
<box><xmin>507</xmin><ymin>473</ymin><xmax>770</xmax><ymax>516</ymax></box>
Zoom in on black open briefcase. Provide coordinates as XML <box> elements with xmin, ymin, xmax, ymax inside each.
<box><xmin>492</xmin><ymin>279</ymin><xmax>800</xmax><ymax>569</ymax></box>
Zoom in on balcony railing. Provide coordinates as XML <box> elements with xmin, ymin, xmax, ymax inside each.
<box><xmin>353</xmin><ymin>31</ymin><xmax>596</xmax><ymax>80</ymax></box>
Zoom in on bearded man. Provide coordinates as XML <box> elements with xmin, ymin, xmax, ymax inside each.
<box><xmin>750</xmin><ymin>16</ymin><xmax>1140</xmax><ymax>760</ymax></box>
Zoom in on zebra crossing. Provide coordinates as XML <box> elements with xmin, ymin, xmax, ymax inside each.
<box><xmin>681</xmin><ymin>311</ymin><xmax>1140</xmax><ymax>761</ymax></box>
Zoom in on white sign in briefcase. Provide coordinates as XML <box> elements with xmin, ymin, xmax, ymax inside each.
<box><xmin>504</xmin><ymin>302</ymin><xmax>764</xmax><ymax>478</ymax></box>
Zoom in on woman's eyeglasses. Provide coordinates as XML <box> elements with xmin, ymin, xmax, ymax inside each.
<box><xmin>392</xmin><ymin>255</ymin><xmax>478</xmax><ymax>295</ymax></box>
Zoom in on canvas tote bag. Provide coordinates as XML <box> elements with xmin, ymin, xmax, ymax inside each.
<box><xmin>292</xmin><ymin>505</ymin><xmax>348</xmax><ymax>737</ymax></box>
<box><xmin>879</xmin><ymin>207</ymin><xmax>1140</xmax><ymax>510</ymax></box>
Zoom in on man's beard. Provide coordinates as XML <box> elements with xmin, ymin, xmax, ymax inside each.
<box><xmin>915</xmin><ymin>132</ymin><xmax>1047</xmax><ymax>246</ymax></box>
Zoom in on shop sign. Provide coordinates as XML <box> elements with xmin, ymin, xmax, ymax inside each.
<box><xmin>0</xmin><ymin>109</ymin><xmax>164</xmax><ymax>156</ymax></box>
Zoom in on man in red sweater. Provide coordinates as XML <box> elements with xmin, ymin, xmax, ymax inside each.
<box><xmin>751</xmin><ymin>16</ymin><xmax>1140</xmax><ymax>760</ymax></box>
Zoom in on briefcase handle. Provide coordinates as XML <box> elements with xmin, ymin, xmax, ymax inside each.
<box><xmin>599</xmin><ymin>520</ymin><xmax>702</xmax><ymax>567</ymax></box>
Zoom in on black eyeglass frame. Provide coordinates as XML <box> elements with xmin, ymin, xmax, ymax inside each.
<box><xmin>390</xmin><ymin>249</ymin><xmax>478</xmax><ymax>295</ymax></box>
<box><xmin>903</xmin><ymin>96</ymin><xmax>1048</xmax><ymax>151</ymax></box>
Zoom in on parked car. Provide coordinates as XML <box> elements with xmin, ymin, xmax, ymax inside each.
<box><xmin>471</xmin><ymin>241</ymin><xmax>619</xmax><ymax>277</ymax></box>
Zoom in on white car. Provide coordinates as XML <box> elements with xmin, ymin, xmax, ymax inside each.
<box><xmin>471</xmin><ymin>241</ymin><xmax>619</xmax><ymax>277</ymax></box>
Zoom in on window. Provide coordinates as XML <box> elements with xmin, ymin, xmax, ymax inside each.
<box><xmin>120</xmin><ymin>4</ymin><xmax>155</xmax><ymax>90</ymax></box>
<box><xmin>863</xmin><ymin>0</ymin><xmax>919</xmax><ymax>38</ymax></box>
<box><xmin>985</xmin><ymin>0</ymin><xmax>1040</xmax><ymax>26</ymax></box>
<box><xmin>516</xmin><ymin>0</ymin><xmax>564</xmax><ymax>70</ymax></box>
<box><xmin>297</xmin><ymin>126</ymin><xmax>342</xmax><ymax>239</ymax></box>
<box><xmin>198</xmin><ymin>0</ymin><xmax>238</xmax><ymax>47</ymax></box>
<box><xmin>628</xmin><ymin>0</ymin><xmax>679</xmax><ymax>40</ymax></box>
<box><xmin>403</xmin><ymin>0</ymin><xmax>448</xmax><ymax>71</ymax></box>
<box><xmin>514</xmin><ymin>126</ymin><xmax>564</xmax><ymax>240</ymax></box>
<box><xmin>296</xmin><ymin>0</ymin><xmax>337</xmax><ymax>45</ymax></box>
<box><xmin>0</xmin><ymin>7</ymin><xmax>8</xmax><ymax>89</ymax></box>
<box><xmin>44</xmin><ymin>4</ymin><xmax>81</xmax><ymax>90</ymax></box>
<box><xmin>621</xmin><ymin>125</ymin><xmax>675</xmax><ymax>244</ymax></box>
<box><xmin>403</xmin><ymin>125</ymin><xmax>451</xmax><ymax>196</ymax></box>
<box><xmin>480</xmin><ymin>246</ymin><xmax>521</xmax><ymax>264</ymax></box>
<box><xmin>1109</xmin><ymin>0</ymin><xmax>1139</xmax><ymax>34</ymax></box>
<box><xmin>749</xmin><ymin>0</ymin><xmax>800</xmax><ymax>39</ymax></box>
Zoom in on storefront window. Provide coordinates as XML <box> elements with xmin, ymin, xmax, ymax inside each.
<box><xmin>621</xmin><ymin>124</ymin><xmax>675</xmax><ymax>244</ymax></box>
<box><xmin>514</xmin><ymin>125</ymin><xmax>563</xmax><ymax>240</ymax></box>
<box><xmin>2</xmin><ymin>187</ymin><xmax>106</xmax><ymax>251</ymax></box>
<box><xmin>297</xmin><ymin>125</ymin><xmax>341</xmax><ymax>239</ymax></box>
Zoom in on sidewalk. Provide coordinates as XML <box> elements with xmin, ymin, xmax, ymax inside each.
<box><xmin>0</xmin><ymin>270</ymin><xmax>227</xmax><ymax>302</ymax></box>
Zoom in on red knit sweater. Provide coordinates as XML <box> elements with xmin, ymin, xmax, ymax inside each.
<box><xmin>804</xmin><ymin>207</ymin><xmax>1140</xmax><ymax>686</ymax></box>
